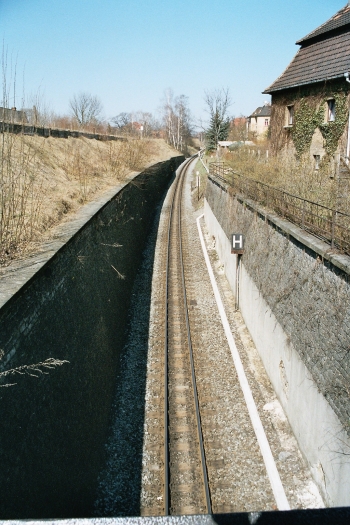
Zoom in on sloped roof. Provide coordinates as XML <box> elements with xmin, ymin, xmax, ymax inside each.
<box><xmin>248</xmin><ymin>105</ymin><xmax>271</xmax><ymax>118</ymax></box>
<box><xmin>249</xmin><ymin>106</ymin><xmax>262</xmax><ymax>117</ymax></box>
<box><xmin>264</xmin><ymin>3</ymin><xmax>350</xmax><ymax>94</ymax></box>
<box><xmin>258</xmin><ymin>105</ymin><xmax>271</xmax><ymax>117</ymax></box>
<box><xmin>264</xmin><ymin>31</ymin><xmax>350</xmax><ymax>93</ymax></box>
<box><xmin>297</xmin><ymin>3</ymin><xmax>350</xmax><ymax>44</ymax></box>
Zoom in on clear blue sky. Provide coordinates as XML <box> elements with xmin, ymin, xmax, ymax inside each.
<box><xmin>0</xmin><ymin>0</ymin><xmax>345</xmax><ymax>126</ymax></box>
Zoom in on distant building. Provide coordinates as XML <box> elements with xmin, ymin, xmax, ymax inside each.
<box><xmin>246</xmin><ymin>104</ymin><xmax>271</xmax><ymax>140</ymax></box>
<box><xmin>0</xmin><ymin>106</ymin><xmax>28</xmax><ymax>124</ymax></box>
<box><xmin>229</xmin><ymin>116</ymin><xmax>248</xmax><ymax>141</ymax></box>
<box><xmin>132</xmin><ymin>122</ymin><xmax>143</xmax><ymax>131</ymax></box>
<box><xmin>263</xmin><ymin>2</ymin><xmax>350</xmax><ymax>161</ymax></box>
<box><xmin>231</xmin><ymin>116</ymin><xmax>247</xmax><ymax>128</ymax></box>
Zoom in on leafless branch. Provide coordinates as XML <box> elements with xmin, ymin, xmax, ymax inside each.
<box><xmin>0</xmin><ymin>358</ymin><xmax>69</xmax><ymax>387</ymax></box>
<box><xmin>111</xmin><ymin>264</ymin><xmax>125</xmax><ymax>279</ymax></box>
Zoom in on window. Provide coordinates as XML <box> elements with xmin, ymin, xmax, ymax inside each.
<box><xmin>287</xmin><ymin>105</ymin><xmax>294</xmax><ymax>125</ymax></box>
<box><xmin>265</xmin><ymin>118</ymin><xmax>269</xmax><ymax>126</ymax></box>
<box><xmin>314</xmin><ymin>154</ymin><xmax>320</xmax><ymax>170</ymax></box>
<box><xmin>327</xmin><ymin>99</ymin><xmax>335</xmax><ymax>122</ymax></box>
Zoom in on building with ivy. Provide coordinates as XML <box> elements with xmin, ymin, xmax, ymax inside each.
<box><xmin>264</xmin><ymin>2</ymin><xmax>350</xmax><ymax>165</ymax></box>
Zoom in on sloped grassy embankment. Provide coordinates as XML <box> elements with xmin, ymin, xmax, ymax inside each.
<box><xmin>0</xmin><ymin>133</ymin><xmax>178</xmax><ymax>265</ymax></box>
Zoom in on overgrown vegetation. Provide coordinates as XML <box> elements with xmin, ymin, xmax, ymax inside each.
<box><xmin>215</xmin><ymin>145</ymin><xmax>349</xmax><ymax>212</ymax></box>
<box><xmin>319</xmin><ymin>93</ymin><xmax>349</xmax><ymax>156</ymax></box>
<box><xmin>290</xmin><ymin>99</ymin><xmax>324</xmax><ymax>157</ymax></box>
<box><xmin>290</xmin><ymin>93</ymin><xmax>349</xmax><ymax>157</ymax></box>
<box><xmin>0</xmin><ymin>131</ymin><xmax>46</xmax><ymax>260</ymax></box>
<box><xmin>0</xmin><ymin>133</ymin><xmax>166</xmax><ymax>264</ymax></box>
<box><xmin>271</xmin><ymin>82</ymin><xmax>350</xmax><ymax>157</ymax></box>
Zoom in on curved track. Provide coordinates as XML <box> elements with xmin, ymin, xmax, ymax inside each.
<box><xmin>163</xmin><ymin>156</ymin><xmax>211</xmax><ymax>515</ymax></box>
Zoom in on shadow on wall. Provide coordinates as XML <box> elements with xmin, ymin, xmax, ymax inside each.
<box><xmin>0</xmin><ymin>158</ymin><xmax>182</xmax><ymax>519</ymax></box>
<box><xmin>94</xmin><ymin>190</ymin><xmax>165</xmax><ymax>516</ymax></box>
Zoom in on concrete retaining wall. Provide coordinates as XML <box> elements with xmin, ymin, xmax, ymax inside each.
<box><xmin>204</xmin><ymin>175</ymin><xmax>350</xmax><ymax>507</ymax></box>
<box><xmin>0</xmin><ymin>156</ymin><xmax>184</xmax><ymax>519</ymax></box>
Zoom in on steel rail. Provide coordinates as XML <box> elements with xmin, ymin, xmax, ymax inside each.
<box><xmin>177</xmin><ymin>159</ymin><xmax>212</xmax><ymax>514</ymax></box>
<box><xmin>164</xmin><ymin>157</ymin><xmax>191</xmax><ymax>515</ymax></box>
<box><xmin>164</xmin><ymin>154</ymin><xmax>211</xmax><ymax>515</ymax></box>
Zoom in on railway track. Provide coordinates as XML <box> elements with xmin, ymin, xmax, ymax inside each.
<box><xmin>98</xmin><ymin>154</ymin><xmax>325</xmax><ymax>517</ymax></box>
<box><xmin>140</xmin><ymin>156</ymin><xmax>282</xmax><ymax>517</ymax></box>
<box><xmin>163</xmin><ymin>156</ymin><xmax>211</xmax><ymax>515</ymax></box>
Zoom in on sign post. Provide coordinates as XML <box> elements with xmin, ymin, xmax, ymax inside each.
<box><xmin>231</xmin><ymin>234</ymin><xmax>244</xmax><ymax>254</ymax></box>
<box><xmin>232</xmin><ymin>234</ymin><xmax>244</xmax><ymax>309</ymax></box>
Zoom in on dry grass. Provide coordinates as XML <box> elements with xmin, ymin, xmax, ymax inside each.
<box><xmin>0</xmin><ymin>134</ymin><xmax>178</xmax><ymax>265</ymax></box>
<box><xmin>221</xmin><ymin>147</ymin><xmax>341</xmax><ymax>210</ymax></box>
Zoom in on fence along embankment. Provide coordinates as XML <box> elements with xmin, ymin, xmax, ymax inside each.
<box><xmin>0</xmin><ymin>120</ymin><xmax>127</xmax><ymax>141</ymax></box>
<box><xmin>205</xmin><ymin>173</ymin><xmax>350</xmax><ymax>508</ymax></box>
<box><xmin>0</xmin><ymin>156</ymin><xmax>184</xmax><ymax>519</ymax></box>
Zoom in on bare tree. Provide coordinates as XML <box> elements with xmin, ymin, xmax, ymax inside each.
<box><xmin>134</xmin><ymin>111</ymin><xmax>156</xmax><ymax>137</ymax></box>
<box><xmin>24</xmin><ymin>88</ymin><xmax>56</xmax><ymax>127</ymax></box>
<box><xmin>175</xmin><ymin>95</ymin><xmax>192</xmax><ymax>151</ymax></box>
<box><xmin>112</xmin><ymin>112</ymin><xmax>131</xmax><ymax>130</ymax></box>
<box><xmin>204</xmin><ymin>87</ymin><xmax>232</xmax><ymax>149</ymax></box>
<box><xmin>160</xmin><ymin>89</ymin><xmax>192</xmax><ymax>152</ymax></box>
<box><xmin>69</xmin><ymin>92</ymin><xmax>103</xmax><ymax>128</ymax></box>
<box><xmin>111</xmin><ymin>110</ymin><xmax>159</xmax><ymax>137</ymax></box>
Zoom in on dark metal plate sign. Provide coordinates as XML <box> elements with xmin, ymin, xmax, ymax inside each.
<box><xmin>231</xmin><ymin>234</ymin><xmax>244</xmax><ymax>254</ymax></box>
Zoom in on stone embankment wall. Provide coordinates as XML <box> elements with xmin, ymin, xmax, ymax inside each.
<box><xmin>0</xmin><ymin>156</ymin><xmax>184</xmax><ymax>519</ymax></box>
<box><xmin>205</xmin><ymin>175</ymin><xmax>350</xmax><ymax>507</ymax></box>
<box><xmin>0</xmin><ymin>120</ymin><xmax>126</xmax><ymax>141</ymax></box>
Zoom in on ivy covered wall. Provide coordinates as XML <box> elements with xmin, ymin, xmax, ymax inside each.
<box><xmin>270</xmin><ymin>80</ymin><xmax>350</xmax><ymax>159</ymax></box>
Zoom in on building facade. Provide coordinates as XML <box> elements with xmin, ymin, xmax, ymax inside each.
<box><xmin>264</xmin><ymin>3</ymin><xmax>350</xmax><ymax>163</ymax></box>
<box><xmin>246</xmin><ymin>104</ymin><xmax>271</xmax><ymax>140</ymax></box>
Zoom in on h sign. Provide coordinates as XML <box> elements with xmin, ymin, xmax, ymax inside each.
<box><xmin>231</xmin><ymin>234</ymin><xmax>244</xmax><ymax>254</ymax></box>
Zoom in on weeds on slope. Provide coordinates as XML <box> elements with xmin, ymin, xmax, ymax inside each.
<box><xmin>218</xmin><ymin>146</ymin><xmax>349</xmax><ymax>212</ymax></box>
<box><xmin>0</xmin><ymin>130</ymin><xmax>47</xmax><ymax>261</ymax></box>
<box><xmin>0</xmin><ymin>134</ymin><xmax>155</xmax><ymax>264</ymax></box>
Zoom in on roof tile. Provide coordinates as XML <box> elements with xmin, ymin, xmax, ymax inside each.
<box><xmin>248</xmin><ymin>105</ymin><xmax>271</xmax><ymax>117</ymax></box>
<box><xmin>264</xmin><ymin>31</ymin><xmax>350</xmax><ymax>93</ymax></box>
<box><xmin>297</xmin><ymin>3</ymin><xmax>350</xmax><ymax>44</ymax></box>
